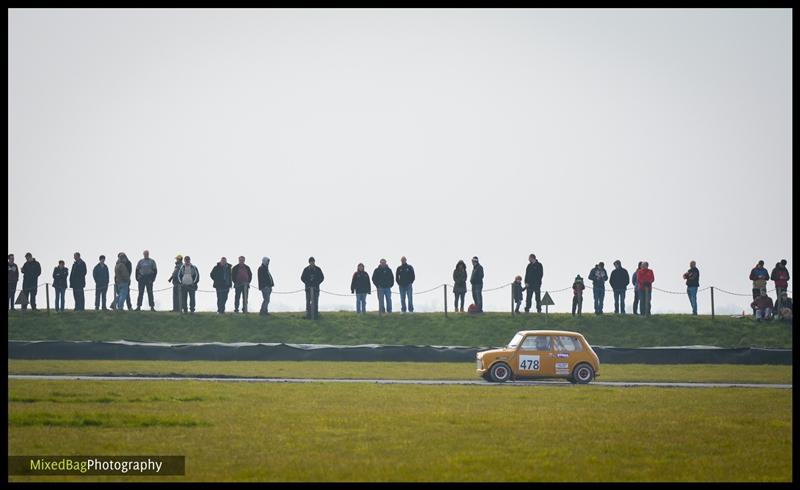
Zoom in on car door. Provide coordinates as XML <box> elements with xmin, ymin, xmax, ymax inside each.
<box><xmin>552</xmin><ymin>335</ymin><xmax>585</xmax><ymax>376</ymax></box>
<box><xmin>515</xmin><ymin>335</ymin><xmax>556</xmax><ymax>378</ymax></box>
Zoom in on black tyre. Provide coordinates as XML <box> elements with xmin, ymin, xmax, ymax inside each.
<box><xmin>572</xmin><ymin>363</ymin><xmax>595</xmax><ymax>384</ymax></box>
<box><xmin>489</xmin><ymin>362</ymin><xmax>512</xmax><ymax>383</ymax></box>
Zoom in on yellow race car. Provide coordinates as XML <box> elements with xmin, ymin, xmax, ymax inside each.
<box><xmin>477</xmin><ymin>330</ymin><xmax>600</xmax><ymax>384</ymax></box>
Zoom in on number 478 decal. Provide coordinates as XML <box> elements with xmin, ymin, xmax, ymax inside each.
<box><xmin>519</xmin><ymin>355</ymin><xmax>540</xmax><ymax>371</ymax></box>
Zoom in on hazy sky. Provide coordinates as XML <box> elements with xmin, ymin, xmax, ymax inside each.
<box><xmin>9</xmin><ymin>8</ymin><xmax>792</xmax><ymax>314</ymax></box>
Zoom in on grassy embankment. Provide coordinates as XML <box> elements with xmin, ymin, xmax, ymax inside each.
<box><xmin>7</xmin><ymin>311</ymin><xmax>793</xmax><ymax>348</ymax></box>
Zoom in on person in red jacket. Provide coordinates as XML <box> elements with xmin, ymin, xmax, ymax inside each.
<box><xmin>770</xmin><ymin>259</ymin><xmax>790</xmax><ymax>309</ymax></box>
<box><xmin>636</xmin><ymin>261</ymin><xmax>655</xmax><ymax>316</ymax></box>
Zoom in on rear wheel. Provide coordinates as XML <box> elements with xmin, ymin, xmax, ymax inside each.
<box><xmin>489</xmin><ymin>362</ymin><xmax>512</xmax><ymax>383</ymax></box>
<box><xmin>572</xmin><ymin>363</ymin><xmax>595</xmax><ymax>384</ymax></box>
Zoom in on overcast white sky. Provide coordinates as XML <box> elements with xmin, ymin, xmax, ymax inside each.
<box><xmin>8</xmin><ymin>8</ymin><xmax>792</xmax><ymax>314</ymax></box>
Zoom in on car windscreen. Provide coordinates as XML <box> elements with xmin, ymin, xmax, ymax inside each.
<box><xmin>507</xmin><ymin>333</ymin><xmax>525</xmax><ymax>348</ymax></box>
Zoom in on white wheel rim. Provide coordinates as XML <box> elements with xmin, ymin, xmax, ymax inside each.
<box><xmin>578</xmin><ymin>367</ymin><xmax>590</xmax><ymax>380</ymax></box>
<box><xmin>495</xmin><ymin>366</ymin><xmax>507</xmax><ymax>379</ymax></box>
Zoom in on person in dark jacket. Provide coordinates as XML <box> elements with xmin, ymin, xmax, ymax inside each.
<box><xmin>372</xmin><ymin>259</ymin><xmax>394</xmax><ymax>314</ymax></box>
<box><xmin>258</xmin><ymin>257</ymin><xmax>275</xmax><ymax>315</ymax></box>
<box><xmin>52</xmin><ymin>260</ymin><xmax>69</xmax><ymax>312</ymax></box>
<box><xmin>232</xmin><ymin>256</ymin><xmax>253</xmax><ymax>313</ymax></box>
<box><xmin>512</xmin><ymin>275</ymin><xmax>525</xmax><ymax>314</ymax></box>
<box><xmin>21</xmin><ymin>252</ymin><xmax>41</xmax><ymax>310</ymax></box>
<box><xmin>135</xmin><ymin>250</ymin><xmax>158</xmax><ymax>311</ymax></box>
<box><xmin>111</xmin><ymin>252</ymin><xmax>133</xmax><ymax>311</ymax></box>
<box><xmin>93</xmin><ymin>255</ymin><xmax>110</xmax><ymax>310</ymax></box>
<box><xmin>524</xmin><ymin>254</ymin><xmax>544</xmax><ymax>313</ymax></box>
<box><xmin>749</xmin><ymin>260</ymin><xmax>770</xmax><ymax>314</ymax></box>
<box><xmin>751</xmin><ymin>291</ymin><xmax>774</xmax><ymax>321</ymax></box>
<box><xmin>395</xmin><ymin>256</ymin><xmax>415</xmax><ymax>313</ymax></box>
<box><xmin>210</xmin><ymin>257</ymin><xmax>233</xmax><ymax>314</ymax></box>
<box><xmin>632</xmin><ymin>261</ymin><xmax>643</xmax><ymax>314</ymax></box>
<box><xmin>470</xmin><ymin>256</ymin><xmax>484</xmax><ymax>313</ymax></box>
<box><xmin>8</xmin><ymin>254</ymin><xmax>19</xmax><ymax>311</ymax></box>
<box><xmin>683</xmin><ymin>260</ymin><xmax>700</xmax><ymax>315</ymax></box>
<box><xmin>589</xmin><ymin>262</ymin><xmax>608</xmax><ymax>314</ymax></box>
<box><xmin>609</xmin><ymin>260</ymin><xmax>630</xmax><ymax>314</ymax></box>
<box><xmin>572</xmin><ymin>275</ymin><xmax>585</xmax><ymax>316</ymax></box>
<box><xmin>351</xmin><ymin>263</ymin><xmax>371</xmax><ymax>314</ymax></box>
<box><xmin>300</xmin><ymin>257</ymin><xmax>324</xmax><ymax>319</ymax></box>
<box><xmin>69</xmin><ymin>252</ymin><xmax>87</xmax><ymax>311</ymax></box>
<box><xmin>167</xmin><ymin>255</ymin><xmax>183</xmax><ymax>312</ymax></box>
<box><xmin>452</xmin><ymin>260</ymin><xmax>467</xmax><ymax>312</ymax></box>
<box><xmin>770</xmin><ymin>259</ymin><xmax>790</xmax><ymax>310</ymax></box>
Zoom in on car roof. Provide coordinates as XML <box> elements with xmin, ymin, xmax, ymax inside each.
<box><xmin>516</xmin><ymin>330</ymin><xmax>585</xmax><ymax>337</ymax></box>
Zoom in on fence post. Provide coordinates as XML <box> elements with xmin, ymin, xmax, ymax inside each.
<box><xmin>710</xmin><ymin>286</ymin><xmax>715</xmax><ymax>320</ymax></box>
<box><xmin>45</xmin><ymin>283</ymin><xmax>50</xmax><ymax>313</ymax></box>
<box><xmin>443</xmin><ymin>284</ymin><xmax>448</xmax><ymax>317</ymax></box>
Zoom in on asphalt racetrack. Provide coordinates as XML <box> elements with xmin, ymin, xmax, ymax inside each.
<box><xmin>8</xmin><ymin>374</ymin><xmax>792</xmax><ymax>389</ymax></box>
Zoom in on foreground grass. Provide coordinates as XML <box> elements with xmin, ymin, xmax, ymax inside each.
<box><xmin>7</xmin><ymin>379</ymin><xmax>791</xmax><ymax>482</ymax></box>
<box><xmin>7</xmin><ymin>311</ymin><xmax>793</xmax><ymax>348</ymax></box>
<box><xmin>8</xmin><ymin>360</ymin><xmax>794</xmax><ymax>384</ymax></box>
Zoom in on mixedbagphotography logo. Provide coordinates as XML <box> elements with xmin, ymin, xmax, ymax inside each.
<box><xmin>8</xmin><ymin>456</ymin><xmax>185</xmax><ymax>476</ymax></box>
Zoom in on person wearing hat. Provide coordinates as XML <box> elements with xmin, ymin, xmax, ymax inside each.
<box><xmin>168</xmin><ymin>254</ymin><xmax>184</xmax><ymax>312</ymax></box>
<box><xmin>572</xmin><ymin>275</ymin><xmax>585</xmax><ymax>316</ymax></box>
<box><xmin>770</xmin><ymin>259</ymin><xmax>790</xmax><ymax>310</ymax></box>
<box><xmin>589</xmin><ymin>262</ymin><xmax>608</xmax><ymax>314</ymax></box>
<box><xmin>301</xmin><ymin>257</ymin><xmax>324</xmax><ymax>319</ymax></box>
<box><xmin>609</xmin><ymin>260</ymin><xmax>630</xmax><ymax>314</ymax></box>
<box><xmin>470</xmin><ymin>256</ymin><xmax>484</xmax><ymax>313</ymax></box>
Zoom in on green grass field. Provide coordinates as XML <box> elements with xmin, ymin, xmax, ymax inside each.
<box><xmin>6</xmin><ymin>311</ymin><xmax>793</xmax><ymax>348</ymax></box>
<box><xmin>7</xmin><ymin>379</ymin><xmax>791</xmax><ymax>482</ymax></box>
<box><xmin>7</xmin><ymin>360</ymin><xmax>794</xmax><ymax>384</ymax></box>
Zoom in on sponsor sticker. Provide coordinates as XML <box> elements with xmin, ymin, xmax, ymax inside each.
<box><xmin>556</xmin><ymin>353</ymin><xmax>569</xmax><ymax>358</ymax></box>
<box><xmin>555</xmin><ymin>362</ymin><xmax>569</xmax><ymax>369</ymax></box>
<box><xmin>556</xmin><ymin>369</ymin><xmax>570</xmax><ymax>375</ymax></box>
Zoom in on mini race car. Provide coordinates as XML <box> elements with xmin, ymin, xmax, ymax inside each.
<box><xmin>476</xmin><ymin>330</ymin><xmax>600</xmax><ymax>384</ymax></box>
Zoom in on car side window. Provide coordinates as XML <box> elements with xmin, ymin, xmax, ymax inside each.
<box><xmin>553</xmin><ymin>336</ymin><xmax>584</xmax><ymax>352</ymax></box>
<box><xmin>521</xmin><ymin>335</ymin><xmax>551</xmax><ymax>351</ymax></box>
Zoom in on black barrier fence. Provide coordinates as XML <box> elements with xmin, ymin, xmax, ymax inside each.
<box><xmin>7</xmin><ymin>341</ymin><xmax>792</xmax><ymax>365</ymax></box>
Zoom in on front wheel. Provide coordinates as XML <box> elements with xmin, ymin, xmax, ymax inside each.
<box><xmin>572</xmin><ymin>363</ymin><xmax>595</xmax><ymax>384</ymax></box>
<box><xmin>489</xmin><ymin>362</ymin><xmax>512</xmax><ymax>383</ymax></box>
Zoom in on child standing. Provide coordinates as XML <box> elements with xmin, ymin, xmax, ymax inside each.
<box><xmin>572</xmin><ymin>275</ymin><xmax>585</xmax><ymax>316</ymax></box>
<box><xmin>512</xmin><ymin>275</ymin><xmax>526</xmax><ymax>314</ymax></box>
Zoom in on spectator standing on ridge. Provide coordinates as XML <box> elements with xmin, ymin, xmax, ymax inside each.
<box><xmin>135</xmin><ymin>250</ymin><xmax>158</xmax><ymax>311</ymax></box>
<box><xmin>631</xmin><ymin>261</ymin><xmax>643</xmax><ymax>315</ymax></box>
<box><xmin>609</xmin><ymin>260</ymin><xmax>630</xmax><ymax>314</ymax></box>
<box><xmin>8</xmin><ymin>254</ymin><xmax>19</xmax><ymax>311</ymax></box>
<box><xmin>749</xmin><ymin>260</ymin><xmax>770</xmax><ymax>315</ymax></box>
<box><xmin>232</xmin><ymin>256</ymin><xmax>252</xmax><ymax>313</ymax></box>
<box><xmin>258</xmin><ymin>257</ymin><xmax>275</xmax><ymax>316</ymax></box>
<box><xmin>168</xmin><ymin>255</ymin><xmax>183</xmax><ymax>312</ymax></box>
<box><xmin>177</xmin><ymin>256</ymin><xmax>199</xmax><ymax>313</ymax></box>
<box><xmin>301</xmin><ymin>257</ymin><xmax>324</xmax><ymax>320</ymax></box>
<box><xmin>512</xmin><ymin>275</ymin><xmax>525</xmax><ymax>314</ymax></box>
<box><xmin>70</xmin><ymin>252</ymin><xmax>87</xmax><ymax>311</ymax></box>
<box><xmin>470</xmin><ymin>256</ymin><xmax>484</xmax><ymax>313</ymax></box>
<box><xmin>683</xmin><ymin>260</ymin><xmax>700</xmax><ymax>315</ymax></box>
<box><xmin>751</xmin><ymin>291</ymin><xmax>774</xmax><ymax>321</ymax></box>
<box><xmin>114</xmin><ymin>253</ymin><xmax>131</xmax><ymax>311</ymax></box>
<box><xmin>52</xmin><ymin>260</ymin><xmax>68</xmax><ymax>312</ymax></box>
<box><xmin>524</xmin><ymin>254</ymin><xmax>543</xmax><ymax>313</ymax></box>
<box><xmin>210</xmin><ymin>257</ymin><xmax>233</xmax><ymax>314</ymax></box>
<box><xmin>452</xmin><ymin>260</ymin><xmax>468</xmax><ymax>313</ymax></box>
<box><xmin>20</xmin><ymin>253</ymin><xmax>41</xmax><ymax>310</ymax></box>
<box><xmin>770</xmin><ymin>259</ymin><xmax>790</xmax><ymax>310</ymax></box>
<box><xmin>111</xmin><ymin>252</ymin><xmax>133</xmax><ymax>310</ymax></box>
<box><xmin>395</xmin><ymin>256</ymin><xmax>415</xmax><ymax>313</ymax></box>
<box><xmin>589</xmin><ymin>262</ymin><xmax>608</xmax><ymax>314</ymax></box>
<box><xmin>372</xmin><ymin>258</ymin><xmax>394</xmax><ymax>314</ymax></box>
<box><xmin>351</xmin><ymin>263</ymin><xmax>371</xmax><ymax>314</ymax></box>
<box><xmin>93</xmin><ymin>255</ymin><xmax>109</xmax><ymax>311</ymax></box>
<box><xmin>637</xmin><ymin>261</ymin><xmax>655</xmax><ymax>316</ymax></box>
<box><xmin>572</xmin><ymin>275</ymin><xmax>585</xmax><ymax>316</ymax></box>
